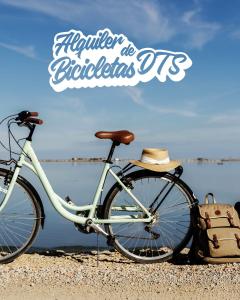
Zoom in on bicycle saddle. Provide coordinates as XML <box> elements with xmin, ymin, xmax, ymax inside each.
<box><xmin>95</xmin><ymin>130</ymin><xmax>134</xmax><ymax>145</ymax></box>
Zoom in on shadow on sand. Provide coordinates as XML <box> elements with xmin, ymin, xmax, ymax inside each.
<box><xmin>27</xmin><ymin>246</ymin><xmax>191</xmax><ymax>265</ymax></box>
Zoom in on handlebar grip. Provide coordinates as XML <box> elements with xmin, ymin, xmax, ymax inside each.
<box><xmin>29</xmin><ymin>112</ymin><xmax>39</xmax><ymax>117</ymax></box>
<box><xmin>25</xmin><ymin>117</ymin><xmax>43</xmax><ymax>125</ymax></box>
<box><xmin>16</xmin><ymin>110</ymin><xmax>39</xmax><ymax>122</ymax></box>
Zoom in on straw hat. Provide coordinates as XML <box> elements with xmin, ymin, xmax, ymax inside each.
<box><xmin>130</xmin><ymin>148</ymin><xmax>181</xmax><ymax>172</ymax></box>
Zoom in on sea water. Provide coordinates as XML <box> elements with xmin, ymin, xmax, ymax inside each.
<box><xmin>27</xmin><ymin>162</ymin><xmax>240</xmax><ymax>249</ymax></box>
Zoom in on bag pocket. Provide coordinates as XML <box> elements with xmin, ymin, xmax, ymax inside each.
<box><xmin>207</xmin><ymin>227</ymin><xmax>240</xmax><ymax>257</ymax></box>
<box><xmin>198</xmin><ymin>204</ymin><xmax>240</xmax><ymax>229</ymax></box>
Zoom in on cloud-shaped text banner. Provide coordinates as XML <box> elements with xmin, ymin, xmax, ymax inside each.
<box><xmin>48</xmin><ymin>28</ymin><xmax>192</xmax><ymax>92</ymax></box>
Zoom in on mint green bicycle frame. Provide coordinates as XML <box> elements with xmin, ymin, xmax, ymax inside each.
<box><xmin>0</xmin><ymin>139</ymin><xmax>152</xmax><ymax>230</ymax></box>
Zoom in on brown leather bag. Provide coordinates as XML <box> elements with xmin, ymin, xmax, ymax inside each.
<box><xmin>190</xmin><ymin>193</ymin><xmax>240</xmax><ymax>264</ymax></box>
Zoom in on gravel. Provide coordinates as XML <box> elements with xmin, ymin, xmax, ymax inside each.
<box><xmin>1</xmin><ymin>248</ymin><xmax>240</xmax><ymax>300</ymax></box>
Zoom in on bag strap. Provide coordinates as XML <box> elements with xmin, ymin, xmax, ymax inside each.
<box><xmin>205</xmin><ymin>193</ymin><xmax>216</xmax><ymax>204</ymax></box>
<box><xmin>235</xmin><ymin>233</ymin><xmax>240</xmax><ymax>249</ymax></box>
<box><xmin>212</xmin><ymin>234</ymin><xmax>220</xmax><ymax>248</ymax></box>
<box><xmin>205</xmin><ymin>212</ymin><xmax>211</xmax><ymax>228</ymax></box>
<box><xmin>227</xmin><ymin>211</ymin><xmax>235</xmax><ymax>227</ymax></box>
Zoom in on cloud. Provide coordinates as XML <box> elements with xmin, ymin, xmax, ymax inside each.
<box><xmin>28</xmin><ymin>96</ymin><xmax>98</xmax><ymax>156</ymax></box>
<box><xmin>181</xmin><ymin>8</ymin><xmax>221</xmax><ymax>48</ymax></box>
<box><xmin>208</xmin><ymin>112</ymin><xmax>240</xmax><ymax>125</ymax></box>
<box><xmin>0</xmin><ymin>0</ymin><xmax>175</xmax><ymax>45</ymax></box>
<box><xmin>0</xmin><ymin>0</ymin><xmax>220</xmax><ymax>48</ymax></box>
<box><xmin>0</xmin><ymin>42</ymin><xmax>37</xmax><ymax>59</ymax></box>
<box><xmin>126</xmin><ymin>86</ymin><xmax>197</xmax><ymax>117</ymax></box>
<box><xmin>231</xmin><ymin>29</ymin><xmax>240</xmax><ymax>39</ymax></box>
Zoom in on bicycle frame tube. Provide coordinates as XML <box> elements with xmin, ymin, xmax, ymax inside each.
<box><xmin>0</xmin><ymin>140</ymin><xmax>152</xmax><ymax>225</ymax></box>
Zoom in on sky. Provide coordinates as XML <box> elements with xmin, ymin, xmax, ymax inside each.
<box><xmin>0</xmin><ymin>0</ymin><xmax>240</xmax><ymax>160</ymax></box>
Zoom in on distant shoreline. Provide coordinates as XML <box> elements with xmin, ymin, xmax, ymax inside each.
<box><xmin>39</xmin><ymin>157</ymin><xmax>240</xmax><ymax>164</ymax></box>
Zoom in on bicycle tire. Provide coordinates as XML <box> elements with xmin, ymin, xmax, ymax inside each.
<box><xmin>0</xmin><ymin>169</ymin><xmax>42</xmax><ymax>264</ymax></box>
<box><xmin>103</xmin><ymin>169</ymin><xmax>195</xmax><ymax>263</ymax></box>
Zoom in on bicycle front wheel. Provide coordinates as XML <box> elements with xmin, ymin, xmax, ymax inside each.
<box><xmin>0</xmin><ymin>169</ymin><xmax>42</xmax><ymax>263</ymax></box>
<box><xmin>103</xmin><ymin>170</ymin><xmax>195</xmax><ymax>263</ymax></box>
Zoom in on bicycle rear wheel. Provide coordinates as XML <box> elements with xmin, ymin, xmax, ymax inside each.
<box><xmin>103</xmin><ymin>170</ymin><xmax>195</xmax><ymax>263</ymax></box>
<box><xmin>0</xmin><ymin>169</ymin><xmax>42</xmax><ymax>263</ymax></box>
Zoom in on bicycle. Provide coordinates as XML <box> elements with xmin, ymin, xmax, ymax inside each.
<box><xmin>0</xmin><ymin>111</ymin><xmax>198</xmax><ymax>264</ymax></box>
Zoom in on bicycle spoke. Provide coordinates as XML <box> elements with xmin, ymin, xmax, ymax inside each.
<box><xmin>0</xmin><ymin>172</ymin><xmax>41</xmax><ymax>263</ymax></box>
<box><xmin>105</xmin><ymin>171</ymin><xmax>193</xmax><ymax>263</ymax></box>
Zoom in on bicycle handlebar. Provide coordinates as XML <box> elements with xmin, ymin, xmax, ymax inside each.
<box><xmin>15</xmin><ymin>111</ymin><xmax>43</xmax><ymax>125</ymax></box>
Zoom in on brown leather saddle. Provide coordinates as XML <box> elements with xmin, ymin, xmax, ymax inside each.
<box><xmin>95</xmin><ymin>130</ymin><xmax>134</xmax><ymax>145</ymax></box>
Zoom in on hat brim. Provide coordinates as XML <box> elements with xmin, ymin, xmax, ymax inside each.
<box><xmin>129</xmin><ymin>160</ymin><xmax>181</xmax><ymax>172</ymax></box>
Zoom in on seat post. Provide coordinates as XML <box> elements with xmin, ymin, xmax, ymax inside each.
<box><xmin>106</xmin><ymin>141</ymin><xmax>120</xmax><ymax>163</ymax></box>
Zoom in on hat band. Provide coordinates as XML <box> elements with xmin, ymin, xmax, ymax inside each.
<box><xmin>141</xmin><ymin>155</ymin><xmax>170</xmax><ymax>165</ymax></box>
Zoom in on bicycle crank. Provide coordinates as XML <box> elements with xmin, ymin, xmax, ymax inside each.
<box><xmin>74</xmin><ymin>211</ymin><xmax>95</xmax><ymax>234</ymax></box>
<box><xmin>85</xmin><ymin>219</ymin><xmax>109</xmax><ymax>238</ymax></box>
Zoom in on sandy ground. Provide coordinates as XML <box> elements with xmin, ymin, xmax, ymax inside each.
<box><xmin>1</xmin><ymin>248</ymin><xmax>240</xmax><ymax>300</ymax></box>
